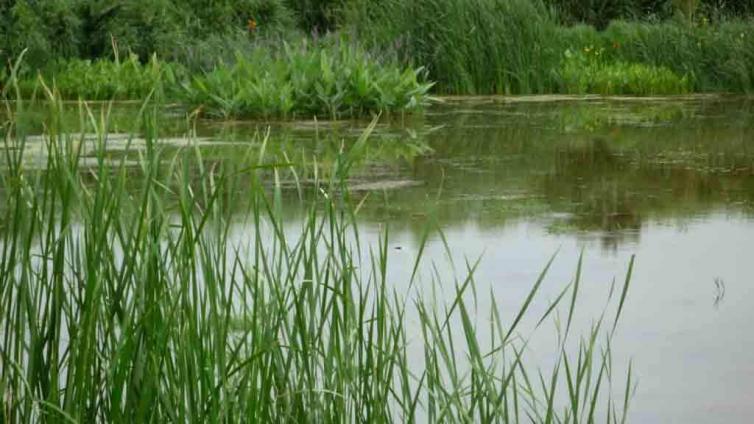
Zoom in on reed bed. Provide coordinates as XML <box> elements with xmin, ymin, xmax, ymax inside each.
<box><xmin>0</xmin><ymin>85</ymin><xmax>635</xmax><ymax>422</ymax></box>
<box><xmin>350</xmin><ymin>0</ymin><xmax>754</xmax><ymax>95</ymax></box>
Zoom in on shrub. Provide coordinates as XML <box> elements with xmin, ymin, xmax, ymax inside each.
<box><xmin>3</xmin><ymin>0</ymin><xmax>83</xmax><ymax>67</ymax></box>
<box><xmin>285</xmin><ymin>0</ymin><xmax>347</xmax><ymax>33</ymax></box>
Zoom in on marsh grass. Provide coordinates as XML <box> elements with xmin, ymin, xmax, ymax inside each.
<box><xmin>4</xmin><ymin>0</ymin><xmax>754</xmax><ymax>101</ymax></box>
<box><xmin>598</xmin><ymin>19</ymin><xmax>754</xmax><ymax>92</ymax></box>
<box><xmin>350</xmin><ymin>0</ymin><xmax>559</xmax><ymax>95</ymax></box>
<box><xmin>23</xmin><ymin>54</ymin><xmax>185</xmax><ymax>101</ymax></box>
<box><xmin>351</xmin><ymin>0</ymin><xmax>754</xmax><ymax>95</ymax></box>
<box><xmin>1</xmin><ymin>83</ymin><xmax>635</xmax><ymax>422</ymax></box>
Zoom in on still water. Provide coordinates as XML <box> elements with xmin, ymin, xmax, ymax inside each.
<box><xmin>9</xmin><ymin>95</ymin><xmax>754</xmax><ymax>422</ymax></box>
<box><xmin>297</xmin><ymin>96</ymin><xmax>754</xmax><ymax>423</ymax></box>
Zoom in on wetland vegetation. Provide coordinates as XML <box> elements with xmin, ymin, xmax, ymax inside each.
<box><xmin>2</xmin><ymin>0</ymin><xmax>754</xmax><ymax>117</ymax></box>
<box><xmin>2</xmin><ymin>0</ymin><xmax>754</xmax><ymax>422</ymax></box>
<box><xmin>0</xmin><ymin>91</ymin><xmax>641</xmax><ymax>422</ymax></box>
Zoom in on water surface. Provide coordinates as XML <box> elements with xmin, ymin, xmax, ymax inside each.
<box><xmin>7</xmin><ymin>95</ymin><xmax>754</xmax><ymax>422</ymax></box>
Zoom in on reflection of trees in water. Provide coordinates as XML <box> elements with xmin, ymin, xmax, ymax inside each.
<box><xmin>549</xmin><ymin>137</ymin><xmax>641</xmax><ymax>234</ymax></box>
<box><xmin>542</xmin><ymin>133</ymin><xmax>754</xmax><ymax>241</ymax></box>
<box><xmin>345</xmin><ymin>108</ymin><xmax>754</xmax><ymax>248</ymax></box>
<box><xmin>8</xmin><ymin>99</ymin><xmax>754</xmax><ymax>249</ymax></box>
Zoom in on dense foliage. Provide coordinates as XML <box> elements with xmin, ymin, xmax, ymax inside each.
<box><xmin>544</xmin><ymin>0</ymin><xmax>754</xmax><ymax>28</ymax></box>
<box><xmin>351</xmin><ymin>0</ymin><xmax>754</xmax><ymax>94</ymax></box>
<box><xmin>183</xmin><ymin>42</ymin><xmax>431</xmax><ymax>118</ymax></box>
<box><xmin>1</xmin><ymin>0</ymin><xmax>753</xmax><ymax>113</ymax></box>
<box><xmin>0</xmin><ymin>0</ymin><xmax>297</xmax><ymax>67</ymax></box>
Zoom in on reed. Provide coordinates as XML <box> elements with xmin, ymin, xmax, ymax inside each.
<box><xmin>350</xmin><ymin>0</ymin><xmax>754</xmax><ymax>95</ymax></box>
<box><xmin>349</xmin><ymin>0</ymin><xmax>561</xmax><ymax>95</ymax></box>
<box><xmin>0</xmin><ymin>84</ymin><xmax>635</xmax><ymax>422</ymax></box>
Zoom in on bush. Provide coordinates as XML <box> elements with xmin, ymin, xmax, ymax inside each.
<box><xmin>0</xmin><ymin>0</ymin><xmax>299</xmax><ymax>68</ymax></box>
<box><xmin>3</xmin><ymin>0</ymin><xmax>83</xmax><ymax>67</ymax></box>
<box><xmin>285</xmin><ymin>0</ymin><xmax>347</xmax><ymax>33</ymax></box>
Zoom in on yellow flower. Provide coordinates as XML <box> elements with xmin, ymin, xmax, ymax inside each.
<box><xmin>247</xmin><ymin>18</ymin><xmax>257</xmax><ymax>33</ymax></box>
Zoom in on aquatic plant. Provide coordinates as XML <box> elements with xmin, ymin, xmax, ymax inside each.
<box><xmin>349</xmin><ymin>0</ymin><xmax>561</xmax><ymax>95</ymax></box>
<box><xmin>0</xmin><ymin>86</ymin><xmax>635</xmax><ymax>422</ymax></box>
<box><xmin>560</xmin><ymin>46</ymin><xmax>692</xmax><ymax>94</ymax></box>
<box><xmin>349</xmin><ymin>0</ymin><xmax>754</xmax><ymax>95</ymax></box>
<box><xmin>182</xmin><ymin>41</ymin><xmax>433</xmax><ymax>118</ymax></box>
<box><xmin>599</xmin><ymin>19</ymin><xmax>754</xmax><ymax>92</ymax></box>
<box><xmin>20</xmin><ymin>54</ymin><xmax>185</xmax><ymax>100</ymax></box>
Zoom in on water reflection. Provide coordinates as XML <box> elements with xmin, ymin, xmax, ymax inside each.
<box><xmin>4</xmin><ymin>95</ymin><xmax>754</xmax><ymax>422</ymax></box>
<box><xmin>348</xmin><ymin>97</ymin><xmax>754</xmax><ymax>247</ymax></box>
<box><xmin>5</xmin><ymin>96</ymin><xmax>754</xmax><ymax>246</ymax></box>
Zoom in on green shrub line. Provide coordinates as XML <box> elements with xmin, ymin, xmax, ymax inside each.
<box><xmin>3</xmin><ymin>0</ymin><xmax>754</xmax><ymax>118</ymax></box>
<box><xmin>11</xmin><ymin>41</ymin><xmax>433</xmax><ymax>119</ymax></box>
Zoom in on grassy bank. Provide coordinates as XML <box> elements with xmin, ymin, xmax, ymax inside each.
<box><xmin>4</xmin><ymin>0</ymin><xmax>753</xmax><ymax>116</ymax></box>
<box><xmin>13</xmin><ymin>39</ymin><xmax>432</xmax><ymax>119</ymax></box>
<box><xmin>0</xmin><ymin>91</ymin><xmax>635</xmax><ymax>421</ymax></box>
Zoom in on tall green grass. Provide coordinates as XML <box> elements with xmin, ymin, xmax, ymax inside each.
<box><xmin>597</xmin><ymin>19</ymin><xmax>754</xmax><ymax>92</ymax></box>
<box><xmin>0</xmin><ymin>89</ymin><xmax>635</xmax><ymax>421</ymax></box>
<box><xmin>350</xmin><ymin>0</ymin><xmax>560</xmax><ymax>94</ymax></box>
<box><xmin>350</xmin><ymin>0</ymin><xmax>754</xmax><ymax>95</ymax></box>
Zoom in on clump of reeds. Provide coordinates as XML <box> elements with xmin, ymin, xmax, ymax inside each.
<box><xmin>351</xmin><ymin>0</ymin><xmax>754</xmax><ymax>95</ymax></box>
<box><xmin>0</xmin><ymin>76</ymin><xmax>634</xmax><ymax>423</ymax></box>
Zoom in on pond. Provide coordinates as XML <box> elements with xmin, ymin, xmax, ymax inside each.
<box><xmin>5</xmin><ymin>95</ymin><xmax>754</xmax><ymax>423</ymax></box>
